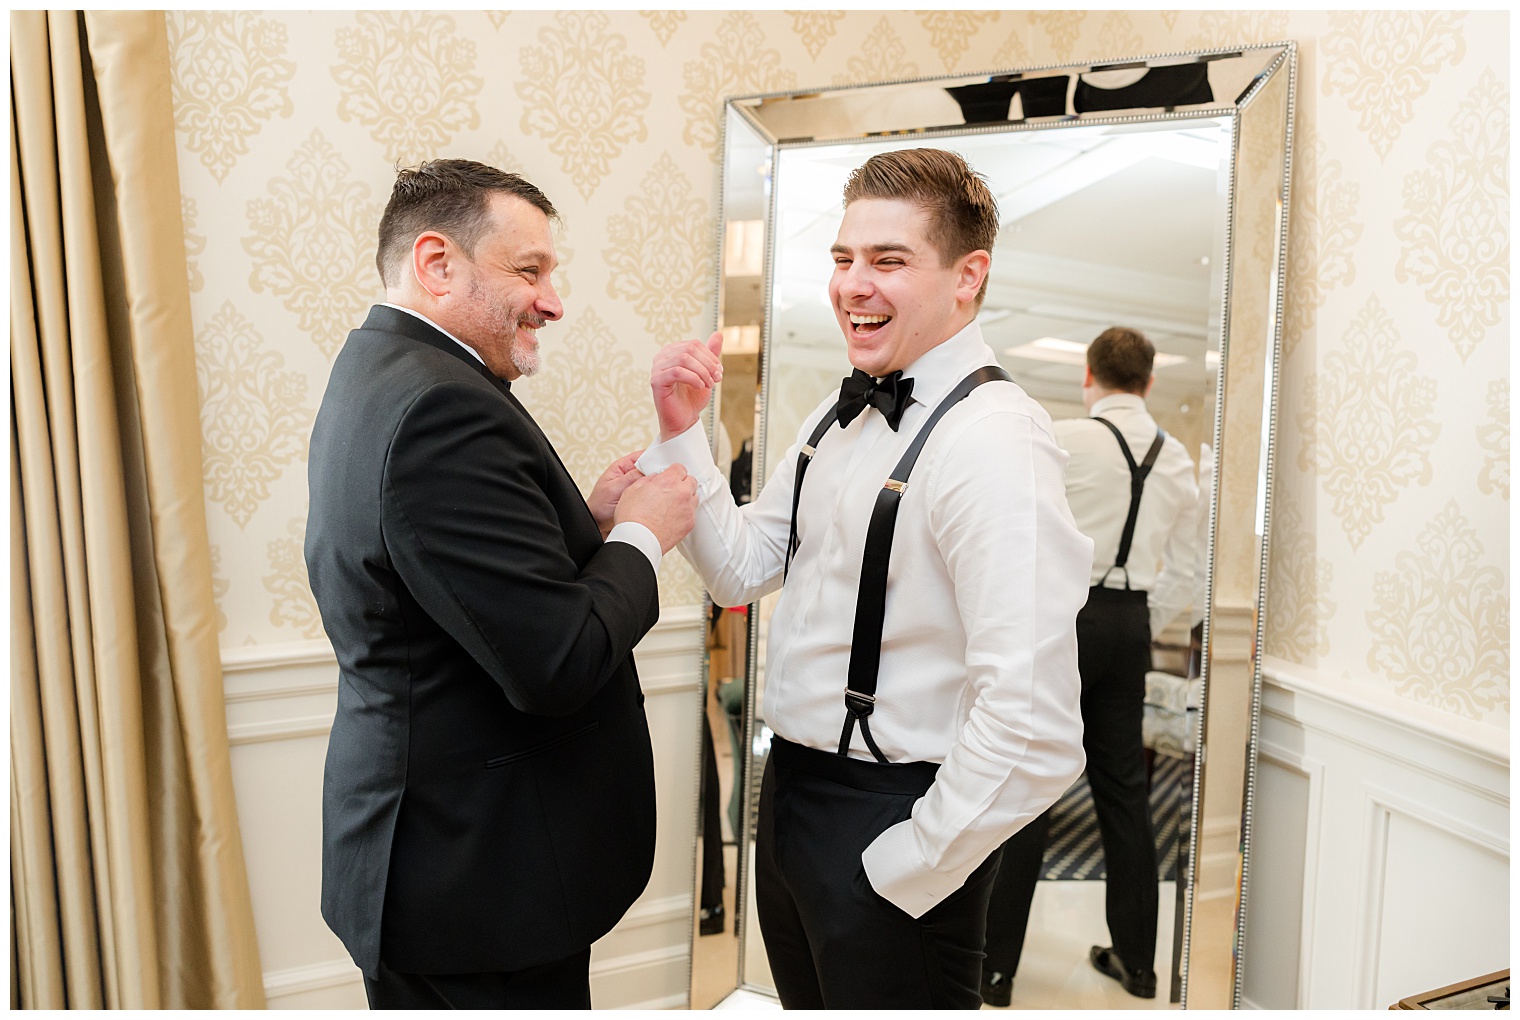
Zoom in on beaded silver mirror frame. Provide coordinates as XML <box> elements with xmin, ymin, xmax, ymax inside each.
<box><xmin>687</xmin><ymin>41</ymin><xmax>1296</xmax><ymax>1010</ymax></box>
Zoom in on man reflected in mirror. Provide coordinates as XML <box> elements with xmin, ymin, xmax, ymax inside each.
<box><xmin>639</xmin><ymin>148</ymin><xmax>1092</xmax><ymax>1008</ymax></box>
<box><xmin>983</xmin><ymin>326</ymin><xmax>1200</xmax><ymax>1003</ymax></box>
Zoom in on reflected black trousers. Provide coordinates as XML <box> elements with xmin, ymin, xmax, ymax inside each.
<box><xmin>755</xmin><ymin>737</ymin><xmax>1001</xmax><ymax>1009</ymax></box>
<box><xmin>985</xmin><ymin>586</ymin><xmax>1158</xmax><ymax>977</ymax></box>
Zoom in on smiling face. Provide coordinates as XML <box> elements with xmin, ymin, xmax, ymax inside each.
<box><xmin>451</xmin><ymin>193</ymin><xmax>564</xmax><ymax>380</ymax></box>
<box><xmin>828</xmin><ymin>197</ymin><xmax>990</xmax><ymax>377</ymax></box>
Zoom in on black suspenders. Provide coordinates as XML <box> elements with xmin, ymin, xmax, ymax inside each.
<box><xmin>785</xmin><ymin>365</ymin><xmax>1012</xmax><ymax>764</ymax></box>
<box><xmin>1090</xmin><ymin>416</ymin><xmax>1166</xmax><ymax>590</ymax></box>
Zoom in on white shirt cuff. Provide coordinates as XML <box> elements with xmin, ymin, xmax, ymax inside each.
<box><xmin>635</xmin><ymin>423</ymin><xmax>727</xmax><ymax>502</ymax></box>
<box><xmin>860</xmin><ymin>818</ymin><xmax>968</xmax><ymax>919</ymax></box>
<box><xmin>605</xmin><ymin>521</ymin><xmax>662</xmax><ymax>574</ymax></box>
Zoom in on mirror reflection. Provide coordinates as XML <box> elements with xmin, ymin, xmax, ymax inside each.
<box><xmin>689</xmin><ymin>107</ymin><xmax>771</xmax><ymax>1009</ymax></box>
<box><xmin>689</xmin><ymin>46</ymin><xmax>1296</xmax><ymax>1011</ymax></box>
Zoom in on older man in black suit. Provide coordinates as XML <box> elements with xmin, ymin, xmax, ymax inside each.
<box><xmin>305</xmin><ymin>161</ymin><xmax>699</xmax><ymax>1008</ymax></box>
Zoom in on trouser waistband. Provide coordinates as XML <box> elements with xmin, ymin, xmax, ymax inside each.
<box><xmin>1086</xmin><ymin>584</ymin><xmax>1149</xmax><ymax>606</ymax></box>
<box><xmin>770</xmin><ymin>735</ymin><xmax>939</xmax><ymax>797</ymax></box>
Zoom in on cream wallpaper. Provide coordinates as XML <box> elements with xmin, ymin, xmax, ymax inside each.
<box><xmin>168</xmin><ymin>11</ymin><xmax>1507</xmax><ymax>731</ymax></box>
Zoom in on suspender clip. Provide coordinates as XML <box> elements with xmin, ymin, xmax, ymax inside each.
<box><xmin>843</xmin><ymin>689</ymin><xmax>876</xmax><ymax>716</ymax></box>
<box><xmin>883</xmin><ymin>479</ymin><xmax>907</xmax><ymax>493</ymax></box>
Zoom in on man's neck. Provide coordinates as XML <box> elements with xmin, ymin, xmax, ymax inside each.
<box><xmin>881</xmin><ymin>309</ymin><xmax>978</xmax><ymax>377</ymax></box>
<box><xmin>1088</xmin><ymin>389</ymin><xmax>1146</xmax><ymax>412</ymax></box>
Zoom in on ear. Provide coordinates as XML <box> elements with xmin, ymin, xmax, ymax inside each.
<box><xmin>955</xmin><ymin>250</ymin><xmax>991</xmax><ymax>304</ymax></box>
<box><xmin>1144</xmin><ymin>373</ymin><xmax>1156</xmax><ymax>398</ymax></box>
<box><xmin>1083</xmin><ymin>365</ymin><xmax>1094</xmax><ymax>388</ymax></box>
<box><xmin>412</xmin><ymin>231</ymin><xmax>453</xmax><ymax>298</ymax></box>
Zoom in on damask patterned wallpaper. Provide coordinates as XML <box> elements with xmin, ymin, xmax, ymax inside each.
<box><xmin>167</xmin><ymin>11</ymin><xmax>1508</xmax><ymax>730</ymax></box>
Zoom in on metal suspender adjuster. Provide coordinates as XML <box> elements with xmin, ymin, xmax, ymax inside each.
<box><xmin>838</xmin><ymin>690</ymin><xmax>886</xmax><ymax>762</ymax></box>
<box><xmin>785</xmin><ymin>414</ymin><xmax>842</xmax><ymax>581</ymax></box>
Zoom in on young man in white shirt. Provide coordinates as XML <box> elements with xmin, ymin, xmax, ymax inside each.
<box><xmin>637</xmin><ymin>149</ymin><xmax>1092</xmax><ymax>1008</ymax></box>
<box><xmin>982</xmin><ymin>327</ymin><xmax>1200</xmax><ymax>1003</ymax></box>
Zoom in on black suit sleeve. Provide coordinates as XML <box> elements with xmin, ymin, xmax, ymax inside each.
<box><xmin>381</xmin><ymin>379</ymin><xmax>660</xmax><ymax>716</ymax></box>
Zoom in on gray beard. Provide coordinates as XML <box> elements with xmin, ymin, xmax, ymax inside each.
<box><xmin>507</xmin><ymin>325</ymin><xmax>540</xmax><ymax>378</ymax></box>
<box><xmin>468</xmin><ymin>277</ymin><xmax>542</xmax><ymax>377</ymax></box>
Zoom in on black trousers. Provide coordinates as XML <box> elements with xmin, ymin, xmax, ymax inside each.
<box><xmin>984</xmin><ymin>586</ymin><xmax>1158</xmax><ymax>977</ymax></box>
<box><xmin>700</xmin><ymin>714</ymin><xmax>726</xmax><ymax>912</ymax></box>
<box><xmin>362</xmin><ymin>947</ymin><xmax>592</xmax><ymax>1009</ymax></box>
<box><xmin>756</xmin><ymin>737</ymin><xmax>1001</xmax><ymax>1009</ymax></box>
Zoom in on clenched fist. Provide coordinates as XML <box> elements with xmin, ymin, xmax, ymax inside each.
<box><xmin>615</xmin><ymin>464</ymin><xmax>698</xmax><ymax>552</ymax></box>
<box><xmin>652</xmin><ymin>332</ymin><xmax>724</xmax><ymax>442</ymax></box>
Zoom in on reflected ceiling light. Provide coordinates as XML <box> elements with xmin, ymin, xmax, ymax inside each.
<box><xmin>1005</xmin><ymin>335</ymin><xmax>1188</xmax><ymax>369</ymax></box>
<box><xmin>1005</xmin><ymin>336</ymin><xmax>1090</xmax><ymax>365</ymax></box>
<box><xmin>721</xmin><ymin>324</ymin><xmax>761</xmax><ymax>354</ymax></box>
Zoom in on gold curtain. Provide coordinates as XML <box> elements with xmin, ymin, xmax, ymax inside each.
<box><xmin>10</xmin><ymin>11</ymin><xmax>265</xmax><ymax>1008</ymax></box>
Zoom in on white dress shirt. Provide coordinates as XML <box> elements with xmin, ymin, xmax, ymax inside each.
<box><xmin>1052</xmin><ymin>393</ymin><xmax>1200</xmax><ymax>636</ymax></box>
<box><xmin>379</xmin><ymin>303</ymin><xmax>662</xmax><ymax>571</ymax></box>
<box><xmin>638</xmin><ymin>321</ymin><xmax>1091</xmax><ymax>918</ymax></box>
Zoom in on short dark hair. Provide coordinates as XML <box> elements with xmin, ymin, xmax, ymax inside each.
<box><xmin>375</xmin><ymin>159</ymin><xmax>558</xmax><ymax>287</ymax></box>
<box><xmin>1087</xmin><ymin>326</ymin><xmax>1155</xmax><ymax>393</ymax></box>
<box><xmin>841</xmin><ymin>148</ymin><xmax>1000</xmax><ymax>303</ymax></box>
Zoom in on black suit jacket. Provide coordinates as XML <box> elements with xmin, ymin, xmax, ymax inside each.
<box><xmin>305</xmin><ymin>304</ymin><xmax>659</xmax><ymax>977</ymax></box>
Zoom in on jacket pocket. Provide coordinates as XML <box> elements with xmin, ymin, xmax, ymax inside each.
<box><xmin>484</xmin><ymin>721</ymin><xmax>600</xmax><ymax>769</ymax></box>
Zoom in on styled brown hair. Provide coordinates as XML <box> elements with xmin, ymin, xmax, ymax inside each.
<box><xmin>376</xmin><ymin>159</ymin><xmax>558</xmax><ymax>287</ymax></box>
<box><xmin>841</xmin><ymin>148</ymin><xmax>1000</xmax><ymax>303</ymax></box>
<box><xmin>1087</xmin><ymin>326</ymin><xmax>1155</xmax><ymax>393</ymax></box>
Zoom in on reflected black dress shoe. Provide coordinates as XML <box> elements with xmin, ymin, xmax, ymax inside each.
<box><xmin>1089</xmin><ymin>946</ymin><xmax>1157</xmax><ymax>999</ymax></box>
<box><xmin>980</xmin><ymin>970</ymin><xmax>1012</xmax><ymax>1007</ymax></box>
<box><xmin>699</xmin><ymin>904</ymin><xmax>725</xmax><ymax>936</ymax></box>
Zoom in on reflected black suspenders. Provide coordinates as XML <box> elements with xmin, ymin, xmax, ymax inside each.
<box><xmin>784</xmin><ymin>365</ymin><xmax>1012</xmax><ymax>764</ymax></box>
<box><xmin>1091</xmin><ymin>416</ymin><xmax>1166</xmax><ymax>590</ymax></box>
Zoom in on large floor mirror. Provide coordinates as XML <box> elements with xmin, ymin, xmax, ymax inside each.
<box><xmin>688</xmin><ymin>42</ymin><xmax>1294</xmax><ymax>1010</ymax></box>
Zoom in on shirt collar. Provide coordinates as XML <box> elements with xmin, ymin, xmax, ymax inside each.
<box><xmin>897</xmin><ymin>318</ymin><xmax>996</xmax><ymax>408</ymax></box>
<box><xmin>1089</xmin><ymin>392</ymin><xmax>1147</xmax><ymax>417</ymax></box>
<box><xmin>380</xmin><ymin>302</ymin><xmax>485</xmax><ymax>367</ymax></box>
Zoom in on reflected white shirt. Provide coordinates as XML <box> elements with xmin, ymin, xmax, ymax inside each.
<box><xmin>379</xmin><ymin>302</ymin><xmax>662</xmax><ymax>571</ymax></box>
<box><xmin>637</xmin><ymin>321</ymin><xmax>1091</xmax><ymax>918</ymax></box>
<box><xmin>1053</xmin><ymin>393</ymin><xmax>1200</xmax><ymax>635</ymax></box>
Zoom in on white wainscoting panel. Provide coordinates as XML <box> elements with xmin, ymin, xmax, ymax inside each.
<box><xmin>1240</xmin><ymin>752</ymin><xmax>1312</xmax><ymax>1009</ymax></box>
<box><xmin>222</xmin><ymin>606</ymin><xmax>706</xmax><ymax>1009</ymax></box>
<box><xmin>1240</xmin><ymin>659</ymin><xmax>1509</xmax><ymax>1010</ymax></box>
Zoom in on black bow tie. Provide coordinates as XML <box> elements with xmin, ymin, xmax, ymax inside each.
<box><xmin>835</xmin><ymin>368</ymin><xmax>914</xmax><ymax>431</ymax></box>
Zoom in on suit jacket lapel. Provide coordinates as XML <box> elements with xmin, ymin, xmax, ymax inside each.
<box><xmin>355</xmin><ymin>307</ymin><xmax>599</xmax><ymax>540</ymax></box>
<box><xmin>499</xmin><ymin>385</ymin><xmax>580</xmax><ymax>490</ymax></box>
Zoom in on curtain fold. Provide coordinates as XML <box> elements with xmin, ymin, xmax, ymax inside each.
<box><xmin>10</xmin><ymin>10</ymin><xmax>265</xmax><ymax>1009</ymax></box>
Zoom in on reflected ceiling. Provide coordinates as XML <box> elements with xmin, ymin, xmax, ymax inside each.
<box><xmin>767</xmin><ymin>121</ymin><xmax>1231</xmax><ymax>416</ymax></box>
